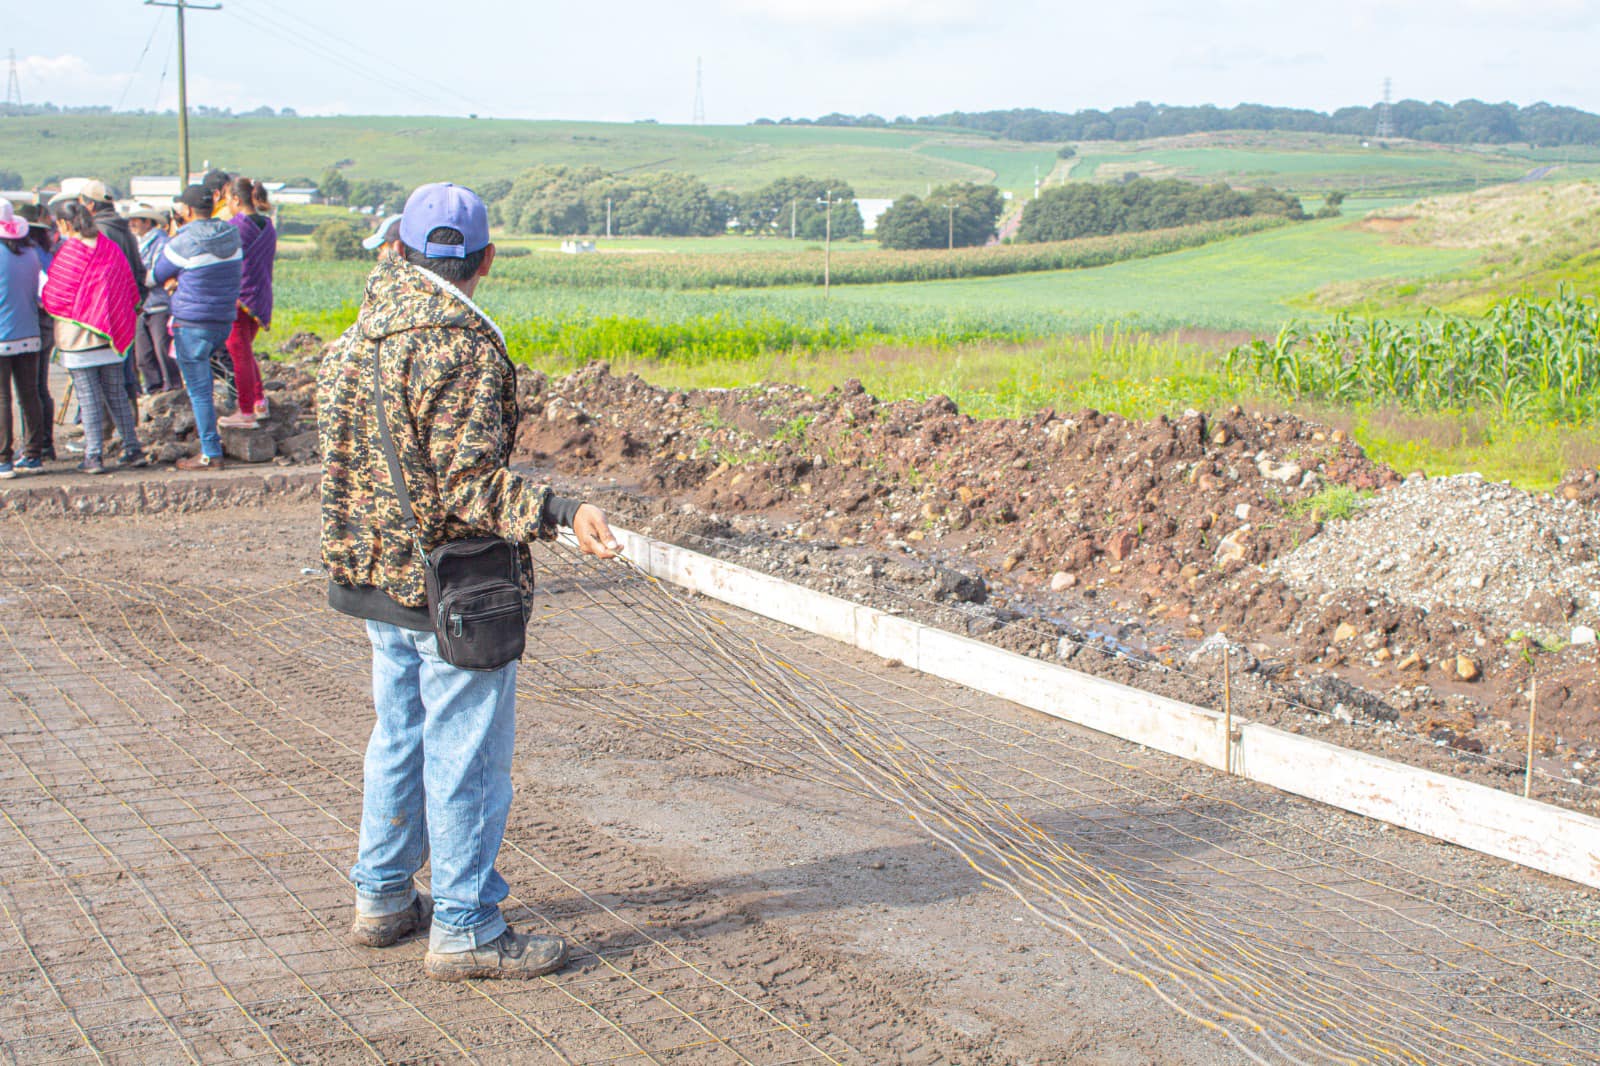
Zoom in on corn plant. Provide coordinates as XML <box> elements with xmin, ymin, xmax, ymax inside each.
<box><xmin>1226</xmin><ymin>284</ymin><xmax>1600</xmax><ymax>422</ymax></box>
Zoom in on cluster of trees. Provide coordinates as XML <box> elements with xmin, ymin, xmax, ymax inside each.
<box><xmin>1018</xmin><ymin>178</ymin><xmax>1304</xmax><ymax>243</ymax></box>
<box><xmin>780</xmin><ymin>99</ymin><xmax>1600</xmax><ymax>147</ymax></box>
<box><xmin>0</xmin><ymin>103</ymin><xmax>297</xmax><ymax>118</ymax></box>
<box><xmin>490</xmin><ymin>166</ymin><xmax>728</xmax><ymax>237</ymax></box>
<box><xmin>876</xmin><ymin>182</ymin><xmax>1005</xmax><ymax>250</ymax></box>
<box><xmin>731</xmin><ymin>177</ymin><xmax>863</xmax><ymax>240</ymax></box>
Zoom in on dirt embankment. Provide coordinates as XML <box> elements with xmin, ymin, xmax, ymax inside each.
<box><xmin>109</xmin><ymin>337</ymin><xmax>1600</xmax><ymax>805</ymax></box>
<box><xmin>509</xmin><ymin>362</ymin><xmax>1600</xmax><ymax>801</ymax></box>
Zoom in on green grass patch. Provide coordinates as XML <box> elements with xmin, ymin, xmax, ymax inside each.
<box><xmin>1288</xmin><ymin>485</ymin><xmax>1373</xmax><ymax>521</ymax></box>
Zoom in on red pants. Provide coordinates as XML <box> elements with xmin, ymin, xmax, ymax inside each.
<box><xmin>225</xmin><ymin>307</ymin><xmax>264</xmax><ymax>414</ymax></box>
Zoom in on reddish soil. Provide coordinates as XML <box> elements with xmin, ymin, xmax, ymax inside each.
<box><xmin>509</xmin><ymin>363</ymin><xmax>1600</xmax><ymax>802</ymax></box>
<box><xmin>99</xmin><ymin>342</ymin><xmax>1600</xmax><ymax>805</ymax></box>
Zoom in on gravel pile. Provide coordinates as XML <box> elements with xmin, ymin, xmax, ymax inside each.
<box><xmin>1273</xmin><ymin>473</ymin><xmax>1600</xmax><ymax>636</ymax></box>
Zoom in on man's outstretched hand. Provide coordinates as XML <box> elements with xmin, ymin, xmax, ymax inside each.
<box><xmin>572</xmin><ymin>504</ymin><xmax>621</xmax><ymax>559</ymax></box>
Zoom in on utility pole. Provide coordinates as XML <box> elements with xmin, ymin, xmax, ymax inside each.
<box><xmin>944</xmin><ymin>202</ymin><xmax>956</xmax><ymax>250</ymax></box>
<box><xmin>605</xmin><ymin>197</ymin><xmax>613</xmax><ymax>238</ymax></box>
<box><xmin>817</xmin><ymin>189</ymin><xmax>846</xmax><ymax>297</ymax></box>
<box><xmin>1376</xmin><ymin>76</ymin><xmax>1394</xmax><ymax>141</ymax></box>
<box><xmin>146</xmin><ymin>0</ymin><xmax>222</xmax><ymax>188</ymax></box>
<box><xmin>790</xmin><ymin>198</ymin><xmax>797</xmax><ymax>240</ymax></box>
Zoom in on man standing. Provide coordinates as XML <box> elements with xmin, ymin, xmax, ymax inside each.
<box><xmin>155</xmin><ymin>185</ymin><xmax>242</xmax><ymax>471</ymax></box>
<box><xmin>318</xmin><ymin>182</ymin><xmax>620</xmax><ymax>982</ymax></box>
<box><xmin>127</xmin><ymin>205</ymin><xmax>180</xmax><ymax>393</ymax></box>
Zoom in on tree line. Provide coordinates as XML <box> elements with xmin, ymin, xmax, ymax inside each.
<box><xmin>768</xmin><ymin>99</ymin><xmax>1600</xmax><ymax>147</ymax></box>
<box><xmin>1017</xmin><ymin>179</ymin><xmax>1304</xmax><ymax>243</ymax></box>
<box><xmin>481</xmin><ymin>168</ymin><xmax>868</xmax><ymax>239</ymax></box>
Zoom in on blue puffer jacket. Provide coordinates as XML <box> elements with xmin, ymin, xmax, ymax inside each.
<box><xmin>154</xmin><ymin>219</ymin><xmax>242</xmax><ymax>328</ymax></box>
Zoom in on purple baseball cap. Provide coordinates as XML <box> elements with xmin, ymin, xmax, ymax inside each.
<box><xmin>399</xmin><ymin>182</ymin><xmax>490</xmax><ymax>259</ymax></box>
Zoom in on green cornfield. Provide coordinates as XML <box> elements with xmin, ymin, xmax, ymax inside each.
<box><xmin>480</xmin><ymin>216</ymin><xmax>1286</xmax><ymax>290</ymax></box>
<box><xmin>1225</xmin><ymin>285</ymin><xmax>1600</xmax><ymax>421</ymax></box>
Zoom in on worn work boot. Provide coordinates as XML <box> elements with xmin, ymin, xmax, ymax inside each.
<box><xmin>424</xmin><ymin>926</ymin><xmax>569</xmax><ymax>983</ymax></box>
<box><xmin>349</xmin><ymin>894</ymin><xmax>432</xmax><ymax>948</ymax></box>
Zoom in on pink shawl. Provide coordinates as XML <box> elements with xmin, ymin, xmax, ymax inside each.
<box><xmin>41</xmin><ymin>236</ymin><xmax>139</xmax><ymax>355</ymax></box>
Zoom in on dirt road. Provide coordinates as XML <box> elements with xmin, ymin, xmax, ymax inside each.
<box><xmin>1</xmin><ymin>489</ymin><xmax>1597</xmax><ymax>1063</ymax></box>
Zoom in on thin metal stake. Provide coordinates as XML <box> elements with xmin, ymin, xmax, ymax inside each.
<box><xmin>1524</xmin><ymin>675</ymin><xmax>1537</xmax><ymax>799</ymax></box>
<box><xmin>1222</xmin><ymin>645</ymin><xmax>1233</xmax><ymax>774</ymax></box>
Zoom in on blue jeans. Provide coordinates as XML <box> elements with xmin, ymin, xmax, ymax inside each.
<box><xmin>172</xmin><ymin>324</ymin><xmax>230</xmax><ymax>459</ymax></box>
<box><xmin>352</xmin><ymin>620</ymin><xmax>518</xmax><ymax>953</ymax></box>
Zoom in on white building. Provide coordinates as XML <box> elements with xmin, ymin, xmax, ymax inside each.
<box><xmin>855</xmin><ymin>198</ymin><xmax>894</xmax><ymax>233</ymax></box>
<box><xmin>129</xmin><ymin>176</ymin><xmax>185</xmax><ymax>200</ymax></box>
<box><xmin>271</xmin><ymin>186</ymin><xmax>321</xmax><ymax>205</ymax></box>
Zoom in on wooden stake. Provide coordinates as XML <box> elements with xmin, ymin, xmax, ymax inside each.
<box><xmin>1524</xmin><ymin>675</ymin><xmax>1537</xmax><ymax>799</ymax></box>
<box><xmin>1222</xmin><ymin>646</ymin><xmax>1233</xmax><ymax>775</ymax></box>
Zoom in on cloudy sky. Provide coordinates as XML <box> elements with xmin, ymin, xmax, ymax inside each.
<box><xmin>11</xmin><ymin>0</ymin><xmax>1600</xmax><ymax>121</ymax></box>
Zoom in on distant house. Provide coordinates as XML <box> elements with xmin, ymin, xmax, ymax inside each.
<box><xmin>271</xmin><ymin>186</ymin><xmax>321</xmax><ymax>205</ymax></box>
<box><xmin>130</xmin><ymin>176</ymin><xmax>185</xmax><ymax>200</ymax></box>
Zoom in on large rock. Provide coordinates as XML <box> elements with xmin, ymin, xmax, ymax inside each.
<box><xmin>222</xmin><ymin>425</ymin><xmax>277</xmax><ymax>464</ymax></box>
<box><xmin>277</xmin><ymin>430</ymin><xmax>319</xmax><ymax>464</ymax></box>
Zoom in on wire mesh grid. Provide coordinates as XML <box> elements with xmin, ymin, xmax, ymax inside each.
<box><xmin>1</xmin><ymin>515</ymin><xmax>1598</xmax><ymax>1064</ymax></box>
<box><xmin>0</xmin><ymin>525</ymin><xmax>844</xmax><ymax>1066</ymax></box>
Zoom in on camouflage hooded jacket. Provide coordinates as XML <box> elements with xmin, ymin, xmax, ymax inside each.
<box><xmin>318</xmin><ymin>255</ymin><xmax>575</xmax><ymax>629</ymax></box>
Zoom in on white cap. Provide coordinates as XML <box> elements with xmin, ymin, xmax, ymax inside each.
<box><xmin>362</xmin><ymin>213</ymin><xmax>403</xmax><ymax>251</ymax></box>
<box><xmin>48</xmin><ymin>178</ymin><xmax>109</xmax><ymax>205</ymax></box>
<box><xmin>0</xmin><ymin>199</ymin><xmax>27</xmax><ymax>241</ymax></box>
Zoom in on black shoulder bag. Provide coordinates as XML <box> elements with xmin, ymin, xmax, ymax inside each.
<box><xmin>372</xmin><ymin>344</ymin><xmax>529</xmax><ymax>671</ymax></box>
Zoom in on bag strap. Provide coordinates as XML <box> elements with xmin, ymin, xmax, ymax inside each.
<box><xmin>371</xmin><ymin>340</ymin><xmax>426</xmax><ymax>552</ymax></box>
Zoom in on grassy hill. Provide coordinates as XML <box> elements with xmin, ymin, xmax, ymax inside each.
<box><xmin>4</xmin><ymin>114</ymin><xmax>1056</xmax><ymax>199</ymax></box>
<box><xmin>1311</xmin><ymin>180</ymin><xmax>1600</xmax><ymax>313</ymax></box>
<box><xmin>10</xmin><ymin>114</ymin><xmax>1596</xmax><ymax>207</ymax></box>
<box><xmin>1067</xmin><ymin>132</ymin><xmax>1600</xmax><ymax>198</ymax></box>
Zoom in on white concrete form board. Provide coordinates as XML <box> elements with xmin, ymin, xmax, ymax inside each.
<box><xmin>613</xmin><ymin>527</ymin><xmax>1600</xmax><ymax>891</ymax></box>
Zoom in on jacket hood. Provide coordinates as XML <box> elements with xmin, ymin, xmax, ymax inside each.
<box><xmin>356</xmin><ymin>255</ymin><xmax>505</xmax><ymax>350</ymax></box>
<box><xmin>178</xmin><ymin>218</ymin><xmax>242</xmax><ymax>259</ymax></box>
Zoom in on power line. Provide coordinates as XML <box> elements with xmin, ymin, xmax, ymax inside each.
<box><xmin>115</xmin><ymin>14</ymin><xmax>166</xmax><ymax>112</ymax></box>
<box><xmin>145</xmin><ymin>0</ymin><xmax>223</xmax><ymax>185</ymax></box>
<box><xmin>140</xmin><ymin>30</ymin><xmax>177</xmax><ymax>160</ymax></box>
<box><xmin>225</xmin><ymin>0</ymin><xmax>485</xmax><ymax>116</ymax></box>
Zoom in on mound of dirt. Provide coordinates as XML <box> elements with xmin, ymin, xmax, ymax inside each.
<box><xmin>508</xmin><ymin>363</ymin><xmax>1600</xmax><ymax>785</ymax></box>
<box><xmin>514</xmin><ymin>362</ymin><xmax>1397</xmax><ymax>597</ymax></box>
<box><xmin>205</xmin><ymin>345</ymin><xmax>1599</xmax><ymax>789</ymax></box>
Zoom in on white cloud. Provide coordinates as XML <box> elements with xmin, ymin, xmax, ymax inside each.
<box><xmin>16</xmin><ymin>53</ymin><xmax>251</xmax><ymax>113</ymax></box>
<box><xmin>16</xmin><ymin>55</ymin><xmax>129</xmax><ymax>106</ymax></box>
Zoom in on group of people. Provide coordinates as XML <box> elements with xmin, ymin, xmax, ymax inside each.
<box><xmin>0</xmin><ymin>168</ymin><xmax>277</xmax><ymax>476</ymax></box>
<box><xmin>8</xmin><ymin>170</ymin><xmax>622</xmax><ymax>982</ymax></box>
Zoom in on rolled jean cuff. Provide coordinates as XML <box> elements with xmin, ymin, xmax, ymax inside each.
<box><xmin>355</xmin><ymin>885</ymin><xmax>418</xmax><ymax>919</ymax></box>
<box><xmin>428</xmin><ymin>910</ymin><xmax>508</xmax><ymax>954</ymax></box>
